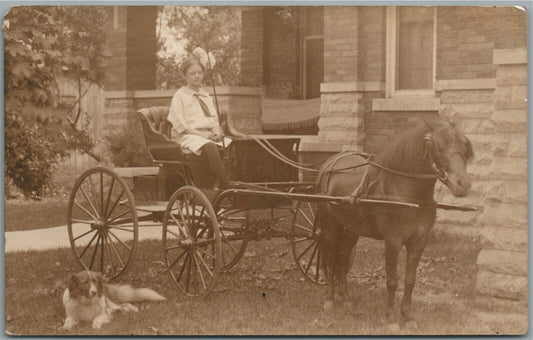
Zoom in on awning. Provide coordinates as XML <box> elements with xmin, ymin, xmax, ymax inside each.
<box><xmin>261</xmin><ymin>98</ymin><xmax>320</xmax><ymax>132</ymax></box>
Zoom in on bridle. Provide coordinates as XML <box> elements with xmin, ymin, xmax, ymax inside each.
<box><xmin>423</xmin><ymin>132</ymin><xmax>449</xmax><ymax>184</ymax></box>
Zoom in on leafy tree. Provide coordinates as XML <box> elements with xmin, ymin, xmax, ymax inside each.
<box><xmin>156</xmin><ymin>6</ymin><xmax>241</xmax><ymax>89</ymax></box>
<box><xmin>4</xmin><ymin>6</ymin><xmax>108</xmax><ymax>199</ymax></box>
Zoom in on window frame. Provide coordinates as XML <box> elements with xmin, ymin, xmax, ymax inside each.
<box><xmin>385</xmin><ymin>6</ymin><xmax>437</xmax><ymax>98</ymax></box>
<box><xmin>299</xmin><ymin>7</ymin><xmax>324</xmax><ymax>99</ymax></box>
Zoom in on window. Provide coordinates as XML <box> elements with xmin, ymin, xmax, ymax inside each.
<box><xmin>300</xmin><ymin>7</ymin><xmax>324</xmax><ymax>99</ymax></box>
<box><xmin>386</xmin><ymin>7</ymin><xmax>436</xmax><ymax>97</ymax></box>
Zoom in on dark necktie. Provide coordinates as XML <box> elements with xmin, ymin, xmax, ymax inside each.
<box><xmin>194</xmin><ymin>93</ymin><xmax>212</xmax><ymax>117</ymax></box>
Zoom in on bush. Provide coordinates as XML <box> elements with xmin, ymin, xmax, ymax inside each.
<box><xmin>4</xmin><ymin>109</ymin><xmax>94</xmax><ymax>199</ymax></box>
<box><xmin>105</xmin><ymin>123</ymin><xmax>152</xmax><ymax>167</ymax></box>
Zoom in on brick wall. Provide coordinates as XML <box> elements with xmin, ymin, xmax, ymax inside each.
<box><xmin>357</xmin><ymin>7</ymin><xmax>385</xmax><ymax>82</ymax></box>
<box><xmin>104</xmin><ymin>7</ymin><xmax>127</xmax><ymax>90</ymax></box>
<box><xmin>126</xmin><ymin>6</ymin><xmax>158</xmax><ymax>90</ymax></box>
<box><xmin>437</xmin><ymin>7</ymin><xmax>527</xmax><ymax>80</ymax></box>
<box><xmin>104</xmin><ymin>6</ymin><xmax>157</xmax><ymax>91</ymax></box>
<box><xmin>324</xmin><ymin>6</ymin><xmax>358</xmax><ymax>83</ymax></box>
<box><xmin>364</xmin><ymin>111</ymin><xmax>439</xmax><ymax>154</ymax></box>
<box><xmin>240</xmin><ymin>8</ymin><xmax>263</xmax><ymax>86</ymax></box>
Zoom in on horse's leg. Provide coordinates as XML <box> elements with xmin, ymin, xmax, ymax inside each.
<box><xmin>384</xmin><ymin>240</ymin><xmax>401</xmax><ymax>330</ymax></box>
<box><xmin>337</xmin><ymin>236</ymin><xmax>358</xmax><ymax>307</ymax></box>
<box><xmin>401</xmin><ymin>236</ymin><xmax>428</xmax><ymax>330</ymax></box>
<box><xmin>320</xmin><ymin>213</ymin><xmax>337</xmax><ymax>311</ymax></box>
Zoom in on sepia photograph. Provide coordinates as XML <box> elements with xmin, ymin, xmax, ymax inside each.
<box><xmin>3</xmin><ymin>3</ymin><xmax>528</xmax><ymax>336</ymax></box>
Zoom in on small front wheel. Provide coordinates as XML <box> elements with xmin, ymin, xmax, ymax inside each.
<box><xmin>289</xmin><ymin>201</ymin><xmax>328</xmax><ymax>285</ymax></box>
<box><xmin>162</xmin><ymin>186</ymin><xmax>221</xmax><ymax>298</ymax></box>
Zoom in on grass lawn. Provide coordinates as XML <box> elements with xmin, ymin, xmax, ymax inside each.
<box><xmin>4</xmin><ymin>198</ymin><xmax>69</xmax><ymax>232</ymax></box>
<box><xmin>4</xmin><ymin>231</ymin><xmax>526</xmax><ymax>336</ymax></box>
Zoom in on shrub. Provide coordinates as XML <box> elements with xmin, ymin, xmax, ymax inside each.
<box><xmin>105</xmin><ymin>123</ymin><xmax>153</xmax><ymax>167</ymax></box>
<box><xmin>4</xmin><ymin>109</ymin><xmax>94</xmax><ymax>199</ymax></box>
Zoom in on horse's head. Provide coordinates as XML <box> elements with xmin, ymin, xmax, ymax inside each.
<box><xmin>424</xmin><ymin>118</ymin><xmax>474</xmax><ymax>197</ymax></box>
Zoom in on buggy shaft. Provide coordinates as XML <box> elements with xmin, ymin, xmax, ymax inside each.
<box><xmin>225</xmin><ymin>189</ymin><xmax>420</xmax><ymax>208</ymax></box>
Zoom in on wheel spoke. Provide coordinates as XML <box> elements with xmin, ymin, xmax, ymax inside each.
<box><xmin>221</xmin><ymin>231</ymin><xmax>238</xmax><ymax>255</ymax></box>
<box><xmin>176</xmin><ymin>252</ymin><xmax>190</xmax><ymax>282</ymax></box>
<box><xmin>169</xmin><ymin>249</ymin><xmax>187</xmax><ymax>269</ymax></box>
<box><xmin>192</xmin><ymin>252</ymin><xmax>208</xmax><ymax>290</ymax></box>
<box><xmin>292</xmin><ymin>237</ymin><xmax>311</xmax><ymax>244</ymax></box>
<box><xmin>194</xmin><ymin>249</ymin><xmax>214</xmax><ymax>277</ymax></box>
<box><xmin>194</xmin><ymin>238</ymin><xmax>217</xmax><ymax>247</ymax></box>
<box><xmin>108</xmin><ymin>208</ymin><xmax>132</xmax><ymax>224</ymax></box>
<box><xmin>304</xmin><ymin>242</ymin><xmax>319</xmax><ymax>274</ymax></box>
<box><xmin>298</xmin><ymin>208</ymin><xmax>314</xmax><ymax>227</ymax></box>
<box><xmin>79</xmin><ymin>185</ymin><xmax>100</xmax><ymax>219</ymax></box>
<box><xmin>88</xmin><ymin>175</ymin><xmax>101</xmax><ymax>217</ymax></box>
<box><xmin>297</xmin><ymin>239</ymin><xmax>316</xmax><ymax>261</ymax></box>
<box><xmin>195</xmin><ymin>246</ymin><xmax>216</xmax><ymax>259</ymax></box>
<box><xmin>185</xmin><ymin>251</ymin><xmax>192</xmax><ymax>293</ymax></box>
<box><xmin>103</xmin><ymin>235</ymin><xmax>116</xmax><ymax>277</ymax></box>
<box><xmin>108</xmin><ymin>225</ymin><xmax>135</xmax><ymax>233</ymax></box>
<box><xmin>108</xmin><ymin>230</ymin><xmax>132</xmax><ymax>251</ymax></box>
<box><xmin>71</xmin><ymin>219</ymin><xmax>94</xmax><ymax>225</ymax></box>
<box><xmin>306</xmin><ymin>202</ymin><xmax>316</xmax><ymax>220</ymax></box>
<box><xmin>73</xmin><ymin>200</ymin><xmax>99</xmax><ymax>221</ymax></box>
<box><xmin>78</xmin><ymin>231</ymin><xmax>99</xmax><ymax>259</ymax></box>
<box><xmin>170</xmin><ymin>213</ymin><xmax>188</xmax><ymax>238</ymax></box>
<box><xmin>72</xmin><ymin>228</ymin><xmax>97</xmax><ymax>242</ymax></box>
<box><xmin>89</xmin><ymin>235</ymin><xmax>101</xmax><ymax>270</ymax></box>
<box><xmin>293</xmin><ymin>223</ymin><xmax>312</xmax><ymax>234</ymax></box>
<box><xmin>315</xmin><ymin>248</ymin><xmax>321</xmax><ymax>282</ymax></box>
<box><xmin>108</xmin><ymin>237</ymin><xmax>125</xmax><ymax>267</ymax></box>
<box><xmin>105</xmin><ymin>189</ymin><xmax>124</xmax><ymax>220</ymax></box>
<box><xmin>194</xmin><ymin>226</ymin><xmax>207</xmax><ymax>241</ymax></box>
<box><xmin>103</xmin><ymin>176</ymin><xmax>115</xmax><ymax>218</ymax></box>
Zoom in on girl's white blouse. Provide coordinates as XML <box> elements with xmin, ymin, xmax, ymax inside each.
<box><xmin>167</xmin><ymin>86</ymin><xmax>227</xmax><ymax>155</ymax></box>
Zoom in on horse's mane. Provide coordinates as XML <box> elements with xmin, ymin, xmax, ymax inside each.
<box><xmin>375</xmin><ymin>122</ymin><xmax>433</xmax><ymax>174</ymax></box>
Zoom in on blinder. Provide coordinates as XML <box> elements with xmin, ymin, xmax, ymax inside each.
<box><xmin>423</xmin><ymin>132</ymin><xmax>449</xmax><ymax>184</ymax></box>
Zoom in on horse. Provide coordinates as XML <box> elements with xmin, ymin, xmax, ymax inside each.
<box><xmin>315</xmin><ymin>117</ymin><xmax>474</xmax><ymax>329</ymax></box>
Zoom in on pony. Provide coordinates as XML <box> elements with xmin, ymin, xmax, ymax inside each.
<box><xmin>315</xmin><ymin>117</ymin><xmax>473</xmax><ymax>330</ymax></box>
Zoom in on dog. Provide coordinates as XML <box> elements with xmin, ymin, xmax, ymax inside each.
<box><xmin>62</xmin><ymin>271</ymin><xmax>166</xmax><ymax>330</ymax></box>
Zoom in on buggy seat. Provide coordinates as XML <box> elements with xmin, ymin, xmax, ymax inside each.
<box><xmin>136</xmin><ymin>106</ymin><xmax>216</xmax><ymax>199</ymax></box>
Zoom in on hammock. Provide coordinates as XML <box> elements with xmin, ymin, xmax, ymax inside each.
<box><xmin>261</xmin><ymin>98</ymin><xmax>320</xmax><ymax>133</ymax></box>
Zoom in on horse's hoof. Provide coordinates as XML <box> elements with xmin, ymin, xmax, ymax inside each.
<box><xmin>323</xmin><ymin>300</ymin><xmax>334</xmax><ymax>311</ymax></box>
<box><xmin>385</xmin><ymin>323</ymin><xmax>401</xmax><ymax>333</ymax></box>
<box><xmin>404</xmin><ymin>320</ymin><xmax>418</xmax><ymax>331</ymax></box>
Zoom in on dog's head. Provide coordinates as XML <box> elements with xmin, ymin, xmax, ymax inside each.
<box><xmin>68</xmin><ymin>271</ymin><xmax>103</xmax><ymax>299</ymax></box>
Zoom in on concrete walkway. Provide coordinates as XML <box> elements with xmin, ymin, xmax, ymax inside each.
<box><xmin>5</xmin><ymin>223</ymin><xmax>164</xmax><ymax>253</ymax></box>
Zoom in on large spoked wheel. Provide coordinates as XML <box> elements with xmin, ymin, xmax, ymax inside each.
<box><xmin>289</xmin><ymin>201</ymin><xmax>328</xmax><ymax>285</ymax></box>
<box><xmin>67</xmin><ymin>167</ymin><xmax>138</xmax><ymax>280</ymax></box>
<box><xmin>162</xmin><ymin>186</ymin><xmax>221</xmax><ymax>298</ymax></box>
<box><xmin>213</xmin><ymin>193</ymin><xmax>249</xmax><ymax>271</ymax></box>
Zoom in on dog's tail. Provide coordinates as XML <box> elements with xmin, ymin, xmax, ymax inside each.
<box><xmin>104</xmin><ymin>284</ymin><xmax>166</xmax><ymax>303</ymax></box>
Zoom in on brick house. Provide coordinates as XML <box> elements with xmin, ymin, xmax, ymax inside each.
<box><xmin>99</xmin><ymin>6</ymin><xmax>527</xmax><ymax>315</ymax></box>
<box><xmin>239</xmin><ymin>6</ymin><xmax>528</xmax><ymax>312</ymax></box>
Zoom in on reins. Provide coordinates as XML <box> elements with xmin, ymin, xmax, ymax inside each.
<box><xmin>252</xmin><ymin>136</ymin><xmax>446</xmax><ymax>182</ymax></box>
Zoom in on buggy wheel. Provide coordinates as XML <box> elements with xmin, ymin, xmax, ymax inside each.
<box><xmin>162</xmin><ymin>186</ymin><xmax>221</xmax><ymax>298</ymax></box>
<box><xmin>213</xmin><ymin>193</ymin><xmax>249</xmax><ymax>271</ymax></box>
<box><xmin>289</xmin><ymin>201</ymin><xmax>328</xmax><ymax>285</ymax></box>
<box><xmin>67</xmin><ymin>167</ymin><xmax>138</xmax><ymax>280</ymax></box>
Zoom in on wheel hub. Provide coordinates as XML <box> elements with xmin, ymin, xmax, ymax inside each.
<box><xmin>91</xmin><ymin>220</ymin><xmax>106</xmax><ymax>230</ymax></box>
<box><xmin>180</xmin><ymin>239</ymin><xmax>194</xmax><ymax>248</ymax></box>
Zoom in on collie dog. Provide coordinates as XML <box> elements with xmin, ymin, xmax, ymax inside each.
<box><xmin>62</xmin><ymin>271</ymin><xmax>165</xmax><ymax>330</ymax></box>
